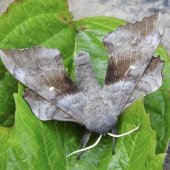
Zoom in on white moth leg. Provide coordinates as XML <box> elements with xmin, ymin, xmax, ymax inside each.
<box><xmin>67</xmin><ymin>135</ymin><xmax>102</xmax><ymax>157</ymax></box>
<box><xmin>107</xmin><ymin>125</ymin><xmax>140</xmax><ymax>138</ymax></box>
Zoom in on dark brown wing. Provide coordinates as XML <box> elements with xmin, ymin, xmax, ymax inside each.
<box><xmin>0</xmin><ymin>47</ymin><xmax>85</xmax><ymax>124</ymax></box>
<box><xmin>103</xmin><ymin>13</ymin><xmax>164</xmax><ymax>115</ymax></box>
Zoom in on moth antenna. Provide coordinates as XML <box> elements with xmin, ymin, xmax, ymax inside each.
<box><xmin>107</xmin><ymin>125</ymin><xmax>140</xmax><ymax>138</ymax></box>
<box><xmin>67</xmin><ymin>135</ymin><xmax>102</xmax><ymax>157</ymax></box>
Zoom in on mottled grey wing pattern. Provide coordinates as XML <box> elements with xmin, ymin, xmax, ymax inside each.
<box><xmin>0</xmin><ymin>47</ymin><xmax>85</xmax><ymax>124</ymax></box>
<box><xmin>103</xmin><ymin>13</ymin><xmax>164</xmax><ymax>115</ymax></box>
<box><xmin>24</xmin><ymin>89</ymin><xmax>77</xmax><ymax>122</ymax></box>
<box><xmin>125</xmin><ymin>56</ymin><xmax>164</xmax><ymax>109</ymax></box>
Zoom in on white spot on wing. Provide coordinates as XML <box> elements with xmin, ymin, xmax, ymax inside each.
<box><xmin>130</xmin><ymin>65</ymin><xmax>137</xmax><ymax>69</ymax></box>
<box><xmin>49</xmin><ymin>86</ymin><xmax>55</xmax><ymax>91</ymax></box>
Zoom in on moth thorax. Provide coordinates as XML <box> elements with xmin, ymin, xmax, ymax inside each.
<box><xmin>84</xmin><ymin>97</ymin><xmax>117</xmax><ymax>134</ymax></box>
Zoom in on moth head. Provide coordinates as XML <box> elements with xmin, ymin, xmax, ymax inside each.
<box><xmin>74</xmin><ymin>51</ymin><xmax>90</xmax><ymax>66</ymax></box>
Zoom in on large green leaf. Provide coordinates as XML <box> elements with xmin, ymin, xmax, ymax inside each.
<box><xmin>0</xmin><ymin>0</ymin><xmax>168</xmax><ymax>169</ymax></box>
<box><xmin>145</xmin><ymin>46</ymin><xmax>170</xmax><ymax>153</ymax></box>
<box><xmin>0</xmin><ymin>85</ymin><xmax>164</xmax><ymax>170</ymax></box>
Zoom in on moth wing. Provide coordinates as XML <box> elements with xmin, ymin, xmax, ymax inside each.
<box><xmin>0</xmin><ymin>47</ymin><xmax>85</xmax><ymax>124</ymax></box>
<box><xmin>103</xmin><ymin>13</ymin><xmax>164</xmax><ymax>115</ymax></box>
<box><xmin>24</xmin><ymin>89</ymin><xmax>78</xmax><ymax>122</ymax></box>
<box><xmin>125</xmin><ymin>57</ymin><xmax>164</xmax><ymax>109</ymax></box>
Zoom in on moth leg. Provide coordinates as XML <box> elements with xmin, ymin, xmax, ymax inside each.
<box><xmin>77</xmin><ymin>131</ymin><xmax>92</xmax><ymax>160</ymax></box>
<box><xmin>111</xmin><ymin>127</ymin><xmax>117</xmax><ymax>154</ymax></box>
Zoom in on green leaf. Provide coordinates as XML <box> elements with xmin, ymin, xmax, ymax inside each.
<box><xmin>0</xmin><ymin>84</ymin><xmax>79</xmax><ymax>170</ymax></box>
<box><xmin>0</xmin><ymin>0</ymin><xmax>168</xmax><ymax>169</ymax></box>
<box><xmin>0</xmin><ymin>0</ymin><xmax>72</xmax><ymax>49</ymax></box>
<box><xmin>0</xmin><ymin>59</ymin><xmax>17</xmax><ymax>127</ymax></box>
<box><xmin>144</xmin><ymin>46</ymin><xmax>170</xmax><ymax>153</ymax></box>
<box><xmin>108</xmin><ymin>100</ymin><xmax>165</xmax><ymax>170</ymax></box>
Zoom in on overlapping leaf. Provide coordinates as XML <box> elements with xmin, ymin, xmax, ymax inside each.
<box><xmin>0</xmin><ymin>0</ymin><xmax>169</xmax><ymax>169</ymax></box>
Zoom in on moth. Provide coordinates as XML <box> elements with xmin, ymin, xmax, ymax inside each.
<box><xmin>0</xmin><ymin>13</ymin><xmax>164</xmax><ymax>156</ymax></box>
